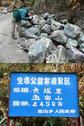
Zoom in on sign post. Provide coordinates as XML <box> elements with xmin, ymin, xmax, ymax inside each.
<box><xmin>7</xmin><ymin>116</ymin><xmax>10</xmax><ymax>126</ymax></box>
<box><xmin>77</xmin><ymin>117</ymin><xmax>80</xmax><ymax>126</ymax></box>
<box><xmin>8</xmin><ymin>72</ymin><xmax>80</xmax><ymax>125</ymax></box>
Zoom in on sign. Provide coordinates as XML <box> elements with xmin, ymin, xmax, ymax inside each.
<box><xmin>9</xmin><ymin>72</ymin><xmax>80</xmax><ymax>117</ymax></box>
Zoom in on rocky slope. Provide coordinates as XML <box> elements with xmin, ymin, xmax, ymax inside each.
<box><xmin>18</xmin><ymin>13</ymin><xmax>84</xmax><ymax>63</ymax></box>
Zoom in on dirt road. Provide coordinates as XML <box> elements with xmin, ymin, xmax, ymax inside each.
<box><xmin>0</xmin><ymin>13</ymin><xmax>29</xmax><ymax>63</ymax></box>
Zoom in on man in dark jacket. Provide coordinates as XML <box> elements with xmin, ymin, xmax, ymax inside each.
<box><xmin>12</xmin><ymin>1</ymin><xmax>33</xmax><ymax>39</ymax></box>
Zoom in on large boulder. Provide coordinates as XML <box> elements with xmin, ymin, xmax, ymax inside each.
<box><xmin>39</xmin><ymin>18</ymin><xmax>46</xmax><ymax>27</ymax></box>
<box><xmin>46</xmin><ymin>53</ymin><xmax>57</xmax><ymax>63</ymax></box>
<box><xmin>18</xmin><ymin>38</ymin><xmax>36</xmax><ymax>51</ymax></box>
<box><xmin>48</xmin><ymin>44</ymin><xmax>57</xmax><ymax>54</ymax></box>
<box><xmin>60</xmin><ymin>19</ymin><xmax>68</xmax><ymax>24</ymax></box>
<box><xmin>46</xmin><ymin>45</ymin><xmax>69</xmax><ymax>63</ymax></box>
<box><xmin>40</xmin><ymin>33</ymin><xmax>48</xmax><ymax>38</ymax></box>
<box><xmin>78</xmin><ymin>32</ymin><xmax>84</xmax><ymax>45</ymax></box>
<box><xmin>48</xmin><ymin>14</ymin><xmax>56</xmax><ymax>20</ymax></box>
<box><xmin>50</xmin><ymin>20</ymin><xmax>63</xmax><ymax>31</ymax></box>
<box><xmin>32</xmin><ymin>15</ymin><xmax>39</xmax><ymax>25</ymax></box>
<box><xmin>28</xmin><ymin>37</ymin><xmax>53</xmax><ymax>63</ymax></box>
<box><xmin>21</xmin><ymin>20</ymin><xmax>32</xmax><ymax>28</ymax></box>
<box><xmin>41</xmin><ymin>24</ymin><xmax>51</xmax><ymax>34</ymax></box>
<box><xmin>64</xmin><ymin>23</ymin><xmax>81</xmax><ymax>39</ymax></box>
<box><xmin>24</xmin><ymin>27</ymin><xmax>40</xmax><ymax>39</ymax></box>
<box><xmin>79</xmin><ymin>43</ymin><xmax>84</xmax><ymax>53</ymax></box>
<box><xmin>25</xmin><ymin>27</ymin><xmax>40</xmax><ymax>35</ymax></box>
<box><xmin>67</xmin><ymin>47</ymin><xmax>84</xmax><ymax>62</ymax></box>
<box><xmin>42</xmin><ymin>13</ymin><xmax>56</xmax><ymax>21</ymax></box>
<box><xmin>66</xmin><ymin>38</ymin><xmax>78</xmax><ymax>49</ymax></box>
<box><xmin>24</xmin><ymin>33</ymin><xmax>37</xmax><ymax>39</ymax></box>
<box><xmin>50</xmin><ymin>30</ymin><xmax>67</xmax><ymax>44</ymax></box>
<box><xmin>43</xmin><ymin>13</ymin><xmax>49</xmax><ymax>20</ymax></box>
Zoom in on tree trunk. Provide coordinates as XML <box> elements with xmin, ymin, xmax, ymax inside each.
<box><xmin>82</xmin><ymin>116</ymin><xmax>84</xmax><ymax>126</ymax></box>
<box><xmin>67</xmin><ymin>118</ymin><xmax>71</xmax><ymax>126</ymax></box>
<box><xmin>0</xmin><ymin>0</ymin><xmax>1</xmax><ymax>6</ymax></box>
<box><xmin>33</xmin><ymin>0</ymin><xmax>46</xmax><ymax>14</ymax></box>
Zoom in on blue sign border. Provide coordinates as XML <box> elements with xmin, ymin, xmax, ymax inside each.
<box><xmin>8</xmin><ymin>72</ymin><xmax>80</xmax><ymax>117</ymax></box>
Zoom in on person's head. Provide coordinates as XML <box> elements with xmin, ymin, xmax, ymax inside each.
<box><xmin>28</xmin><ymin>11</ymin><xmax>34</xmax><ymax>17</ymax></box>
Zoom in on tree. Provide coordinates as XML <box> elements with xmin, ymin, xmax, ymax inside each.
<box><xmin>33</xmin><ymin>0</ymin><xmax>47</xmax><ymax>14</ymax></box>
<box><xmin>0</xmin><ymin>0</ymin><xmax>1</xmax><ymax>6</ymax></box>
<box><xmin>68</xmin><ymin>0</ymin><xmax>80</xmax><ymax>23</ymax></box>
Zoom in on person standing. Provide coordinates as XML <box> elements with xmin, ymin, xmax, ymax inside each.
<box><xmin>12</xmin><ymin>7</ymin><xmax>33</xmax><ymax>39</ymax></box>
<box><xmin>11</xmin><ymin>0</ymin><xmax>23</xmax><ymax>39</ymax></box>
<box><xmin>11</xmin><ymin>0</ymin><xmax>33</xmax><ymax>39</ymax></box>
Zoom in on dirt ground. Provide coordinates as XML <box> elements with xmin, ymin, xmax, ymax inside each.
<box><xmin>0</xmin><ymin>13</ymin><xmax>29</xmax><ymax>63</ymax></box>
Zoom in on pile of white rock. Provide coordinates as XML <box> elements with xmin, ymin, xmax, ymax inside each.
<box><xmin>18</xmin><ymin>13</ymin><xmax>84</xmax><ymax>63</ymax></box>
<box><xmin>0</xmin><ymin>7</ymin><xmax>11</xmax><ymax>14</ymax></box>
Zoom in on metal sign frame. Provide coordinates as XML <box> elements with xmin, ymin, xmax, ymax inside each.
<box><xmin>7</xmin><ymin>72</ymin><xmax>80</xmax><ymax>126</ymax></box>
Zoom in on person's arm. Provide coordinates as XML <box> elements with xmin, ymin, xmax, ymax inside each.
<box><xmin>22</xmin><ymin>16</ymin><xmax>33</xmax><ymax>20</ymax></box>
<box><xmin>21</xmin><ymin>16</ymin><xmax>29</xmax><ymax>20</ymax></box>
